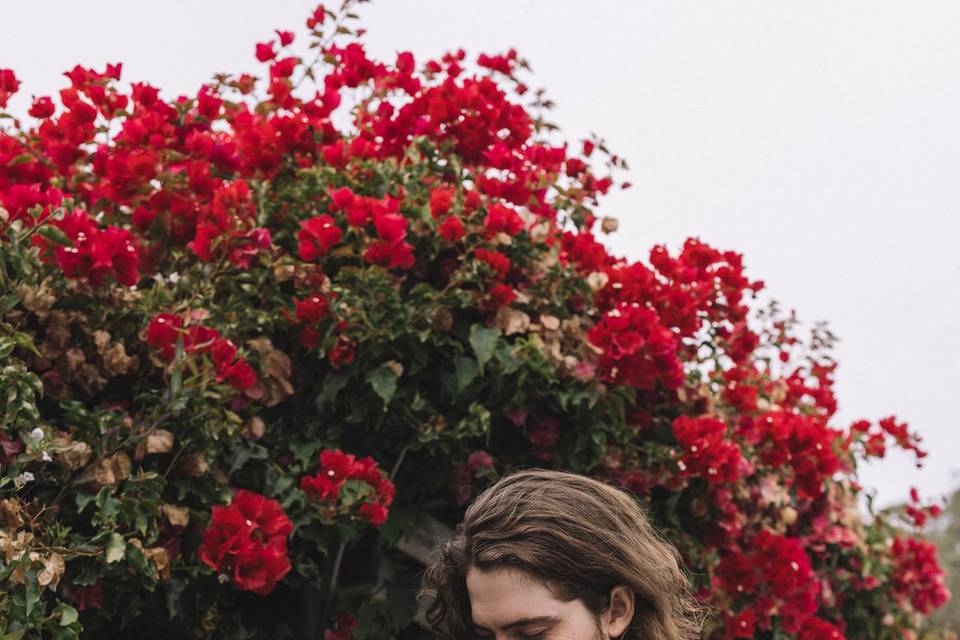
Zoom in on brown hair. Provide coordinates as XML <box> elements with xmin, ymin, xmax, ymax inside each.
<box><xmin>419</xmin><ymin>468</ymin><xmax>705</xmax><ymax>640</ymax></box>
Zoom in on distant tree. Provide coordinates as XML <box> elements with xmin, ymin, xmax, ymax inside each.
<box><xmin>929</xmin><ymin>485</ymin><xmax>960</xmax><ymax>633</ymax></box>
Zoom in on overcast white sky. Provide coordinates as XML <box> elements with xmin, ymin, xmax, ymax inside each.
<box><xmin>2</xmin><ymin>1</ymin><xmax>958</xmax><ymax>508</ymax></box>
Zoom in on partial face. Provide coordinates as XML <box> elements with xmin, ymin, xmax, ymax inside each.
<box><xmin>466</xmin><ymin>566</ymin><xmax>604</xmax><ymax>640</ymax></box>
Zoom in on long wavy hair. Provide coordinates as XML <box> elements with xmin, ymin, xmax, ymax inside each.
<box><xmin>419</xmin><ymin>468</ymin><xmax>705</xmax><ymax>640</ymax></box>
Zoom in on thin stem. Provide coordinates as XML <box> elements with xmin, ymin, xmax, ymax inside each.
<box><xmin>389</xmin><ymin>444</ymin><xmax>408</xmax><ymax>482</ymax></box>
<box><xmin>321</xmin><ymin>537</ymin><xmax>348</xmax><ymax>628</ymax></box>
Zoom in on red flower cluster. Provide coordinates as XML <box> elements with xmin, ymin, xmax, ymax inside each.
<box><xmin>902</xmin><ymin>486</ymin><xmax>944</xmax><ymax>529</ymax></box>
<box><xmin>587</xmin><ymin>303</ymin><xmax>684</xmax><ymax>391</ymax></box>
<box><xmin>455</xmin><ymin>449</ymin><xmax>495</xmax><ymax>505</ymax></box>
<box><xmin>365</xmin><ymin>209</ymin><xmax>414</xmax><ymax>270</ymax></box>
<box><xmin>477</xmin><ymin>49</ymin><xmax>519</xmax><ymax>76</ymax></box>
<box><xmin>145</xmin><ymin>313</ymin><xmax>257</xmax><ymax>390</ymax></box>
<box><xmin>474</xmin><ymin>247</ymin><xmax>511</xmax><ymax>280</ymax></box>
<box><xmin>716</xmin><ymin>531</ymin><xmax>819</xmax><ymax>635</ymax></box>
<box><xmin>890</xmin><ymin>536</ymin><xmax>951</xmax><ymax>614</ymax></box>
<box><xmin>796</xmin><ymin>617</ymin><xmax>845</xmax><ymax>640</ymax></box>
<box><xmin>671</xmin><ymin>416</ymin><xmax>744</xmax><ymax>485</ymax></box>
<box><xmin>483</xmin><ymin>202</ymin><xmax>525</xmax><ymax>237</ymax></box>
<box><xmin>738</xmin><ymin>411</ymin><xmax>845</xmax><ymax>500</ymax></box>
<box><xmin>31</xmin><ymin>209</ymin><xmax>140</xmax><ymax>287</ymax></box>
<box><xmin>187</xmin><ymin>179</ymin><xmax>272</xmax><ymax>269</ymax></box>
<box><xmin>300</xmin><ymin>449</ymin><xmax>395</xmax><ymax>527</ymax></box>
<box><xmin>198</xmin><ymin>489</ymin><xmax>292</xmax><ymax>595</ymax></box>
<box><xmin>587</xmin><ymin>239</ymin><xmax>763</xmax><ymax>369</ymax></box>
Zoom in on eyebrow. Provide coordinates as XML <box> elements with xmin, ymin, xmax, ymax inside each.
<box><xmin>474</xmin><ymin>615</ymin><xmax>560</xmax><ymax>632</ymax></box>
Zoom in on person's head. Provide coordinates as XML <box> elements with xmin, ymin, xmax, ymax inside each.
<box><xmin>419</xmin><ymin>468</ymin><xmax>703</xmax><ymax>640</ymax></box>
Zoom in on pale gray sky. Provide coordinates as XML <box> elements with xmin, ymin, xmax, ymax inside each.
<box><xmin>2</xmin><ymin>1</ymin><xmax>958</xmax><ymax>507</ymax></box>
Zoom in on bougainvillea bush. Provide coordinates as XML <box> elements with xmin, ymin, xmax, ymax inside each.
<box><xmin>0</xmin><ymin>2</ymin><xmax>951</xmax><ymax>638</ymax></box>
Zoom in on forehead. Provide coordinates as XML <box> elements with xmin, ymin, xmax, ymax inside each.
<box><xmin>466</xmin><ymin>566</ymin><xmax>563</xmax><ymax>627</ymax></box>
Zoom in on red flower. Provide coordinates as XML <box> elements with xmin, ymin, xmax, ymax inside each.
<box><xmin>233</xmin><ymin>541</ymin><xmax>291</xmax><ymax>594</ymax></box>
<box><xmin>301</xmin><ymin>473</ymin><xmax>340</xmax><ymax>503</ymax></box>
<box><xmin>328</xmin><ymin>186</ymin><xmax>355</xmax><ymax>211</ymax></box>
<box><xmin>319</xmin><ymin>449</ymin><xmax>361</xmax><ymax>483</ymax></box>
<box><xmin>474</xmin><ymin>247</ymin><xmax>511</xmax><ymax>279</ymax></box>
<box><xmin>483</xmin><ymin>202</ymin><xmax>524</xmax><ymax>236</ymax></box>
<box><xmin>526</xmin><ymin>417</ymin><xmax>560</xmax><ymax>447</ymax></box>
<box><xmin>199</xmin><ymin>489</ymin><xmax>292</xmax><ymax>595</ymax></box>
<box><xmin>359</xmin><ymin>502</ymin><xmax>388</xmax><ymax>526</ymax></box>
<box><xmin>438</xmin><ymin>215</ymin><xmax>465</xmax><ymax>242</ymax></box>
<box><xmin>230</xmin><ymin>489</ymin><xmax>293</xmax><ymax>538</ymax></box>
<box><xmin>295</xmin><ymin>295</ymin><xmax>330</xmax><ymax>324</ymax></box>
<box><xmin>489</xmin><ymin>283</ymin><xmax>516</xmax><ymax>307</ymax></box>
<box><xmin>306</xmin><ymin>5</ymin><xmax>326</xmax><ymax>30</ymax></box>
<box><xmin>0</xmin><ymin>69</ymin><xmax>19</xmax><ymax>109</ymax></box>
<box><xmin>184</xmin><ymin>325</ymin><xmax>221</xmax><ymax>354</ymax></box>
<box><xmin>298</xmin><ymin>215</ymin><xmax>343</xmax><ymax>261</ymax></box>
<box><xmin>219</xmin><ymin>359</ymin><xmax>257</xmax><ymax>390</ymax></box>
<box><xmin>324</xmin><ymin>613</ymin><xmax>356</xmax><ymax>640</ymax></box>
<box><xmin>210</xmin><ymin>338</ymin><xmax>238</xmax><ymax>371</ymax></box>
<box><xmin>373</xmin><ymin>212</ymin><xmax>408</xmax><ymax>245</ymax></box>
<box><xmin>797</xmin><ymin>617</ymin><xmax>845</xmax><ymax>640</ymax></box>
<box><xmin>300</xmin><ymin>326</ymin><xmax>322</xmax><ymax>349</ymax></box>
<box><xmin>65</xmin><ymin>582</ymin><xmax>103</xmax><ymax>612</ymax></box>
<box><xmin>29</xmin><ymin>96</ymin><xmax>55</xmax><ymax>119</ymax></box>
<box><xmin>328</xmin><ymin>335</ymin><xmax>356</xmax><ymax>369</ymax></box>
<box><xmin>726</xmin><ymin>609</ymin><xmax>756</xmax><ymax>638</ymax></box>
<box><xmin>364</xmin><ymin>239</ymin><xmax>415</xmax><ymax>270</ymax></box>
<box><xmin>146</xmin><ymin>313</ymin><xmax>184</xmax><ymax>360</ymax></box>
<box><xmin>429</xmin><ymin>187</ymin><xmax>454</xmax><ymax>218</ymax></box>
<box><xmin>467</xmin><ymin>450</ymin><xmax>494</xmax><ymax>471</ymax></box>
<box><xmin>270</xmin><ymin>56</ymin><xmax>299</xmax><ymax>80</ymax></box>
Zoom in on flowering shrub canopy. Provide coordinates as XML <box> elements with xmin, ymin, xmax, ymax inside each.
<box><xmin>0</xmin><ymin>3</ymin><xmax>951</xmax><ymax>639</ymax></box>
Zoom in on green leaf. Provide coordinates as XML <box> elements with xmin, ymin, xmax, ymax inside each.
<box><xmin>2</xmin><ymin>630</ymin><xmax>26</xmax><ymax>640</ymax></box>
<box><xmin>165</xmin><ymin>576</ymin><xmax>188</xmax><ymax>620</ymax></box>
<box><xmin>36</xmin><ymin>225</ymin><xmax>72</xmax><ymax>246</ymax></box>
<box><xmin>387</xmin><ymin>569</ymin><xmax>421</xmax><ymax>629</ymax></box>
<box><xmin>0</xmin><ymin>293</ymin><xmax>21</xmax><ymax>314</ymax></box>
<box><xmin>469</xmin><ymin>324</ymin><xmax>501</xmax><ymax>369</ymax></box>
<box><xmin>454</xmin><ymin>356</ymin><xmax>478</xmax><ymax>391</ymax></box>
<box><xmin>13</xmin><ymin>331</ymin><xmax>40</xmax><ymax>357</ymax></box>
<box><xmin>367</xmin><ymin>364</ymin><xmax>398</xmax><ymax>406</ymax></box>
<box><xmin>228</xmin><ymin>442</ymin><xmax>269</xmax><ymax>474</ymax></box>
<box><xmin>24</xmin><ymin>566</ymin><xmax>40</xmax><ymax>616</ymax></box>
<box><xmin>74</xmin><ymin>490</ymin><xmax>97</xmax><ymax>514</ymax></box>
<box><xmin>316</xmin><ymin>371</ymin><xmax>350</xmax><ymax>408</ymax></box>
<box><xmin>9</xmin><ymin>153</ymin><xmax>34</xmax><ymax>166</ymax></box>
<box><xmin>105</xmin><ymin>532</ymin><xmax>126</xmax><ymax>563</ymax></box>
<box><xmin>58</xmin><ymin>603</ymin><xmax>79</xmax><ymax>626</ymax></box>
